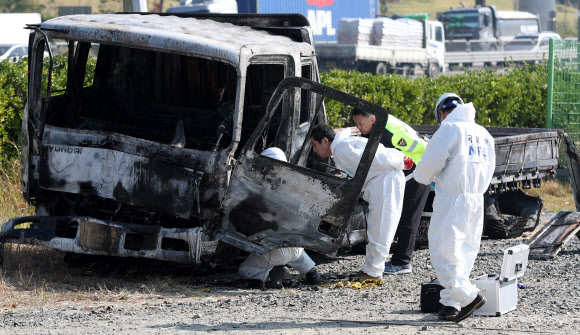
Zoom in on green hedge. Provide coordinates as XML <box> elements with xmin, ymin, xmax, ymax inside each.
<box><xmin>320</xmin><ymin>64</ymin><xmax>548</xmax><ymax>129</ymax></box>
<box><xmin>0</xmin><ymin>55</ymin><xmax>86</xmax><ymax>161</ymax></box>
<box><xmin>0</xmin><ymin>58</ymin><xmax>548</xmax><ymax>161</ymax></box>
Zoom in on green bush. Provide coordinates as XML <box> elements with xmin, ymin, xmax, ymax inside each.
<box><xmin>321</xmin><ymin>63</ymin><xmax>548</xmax><ymax>129</ymax></box>
<box><xmin>0</xmin><ymin>54</ymin><xmax>92</xmax><ymax>161</ymax></box>
<box><xmin>0</xmin><ymin>58</ymin><xmax>28</xmax><ymax>160</ymax></box>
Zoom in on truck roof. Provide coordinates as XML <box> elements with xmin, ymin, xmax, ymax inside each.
<box><xmin>496</xmin><ymin>11</ymin><xmax>537</xmax><ymax>20</ymax></box>
<box><xmin>40</xmin><ymin>13</ymin><xmax>314</xmax><ymax>66</ymax></box>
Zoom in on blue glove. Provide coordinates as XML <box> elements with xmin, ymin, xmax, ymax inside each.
<box><xmin>429</xmin><ymin>182</ymin><xmax>436</xmax><ymax>190</ymax></box>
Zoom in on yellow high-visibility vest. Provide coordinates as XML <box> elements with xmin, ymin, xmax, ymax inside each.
<box><xmin>385</xmin><ymin>115</ymin><xmax>427</xmax><ymax>163</ymax></box>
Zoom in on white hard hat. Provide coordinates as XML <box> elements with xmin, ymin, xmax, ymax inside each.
<box><xmin>261</xmin><ymin>147</ymin><xmax>287</xmax><ymax>162</ymax></box>
<box><xmin>435</xmin><ymin>93</ymin><xmax>464</xmax><ymax>124</ymax></box>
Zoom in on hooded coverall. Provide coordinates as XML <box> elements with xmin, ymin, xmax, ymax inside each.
<box><xmin>238</xmin><ymin>247</ymin><xmax>315</xmax><ymax>281</ymax></box>
<box><xmin>414</xmin><ymin>103</ymin><xmax>495</xmax><ymax>310</ymax></box>
<box><xmin>238</xmin><ymin>147</ymin><xmax>316</xmax><ymax>281</ymax></box>
<box><xmin>331</xmin><ymin>129</ymin><xmax>406</xmax><ymax>277</ymax></box>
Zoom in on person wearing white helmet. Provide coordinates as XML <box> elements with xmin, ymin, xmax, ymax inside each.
<box><xmin>413</xmin><ymin>93</ymin><xmax>495</xmax><ymax>322</ymax></box>
<box><xmin>237</xmin><ymin>147</ymin><xmax>322</xmax><ymax>288</ymax></box>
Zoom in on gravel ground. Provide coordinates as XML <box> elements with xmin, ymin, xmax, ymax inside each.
<box><xmin>1</xmin><ymin>213</ymin><xmax>579</xmax><ymax>335</ymax></box>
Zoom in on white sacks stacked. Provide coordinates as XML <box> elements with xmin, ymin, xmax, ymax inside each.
<box><xmin>337</xmin><ymin>18</ymin><xmax>374</xmax><ymax>45</ymax></box>
<box><xmin>371</xmin><ymin>18</ymin><xmax>424</xmax><ymax>48</ymax></box>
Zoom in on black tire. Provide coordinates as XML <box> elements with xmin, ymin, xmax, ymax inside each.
<box><xmin>483</xmin><ymin>215</ymin><xmax>528</xmax><ymax>239</ymax></box>
<box><xmin>375</xmin><ymin>62</ymin><xmax>388</xmax><ymax>75</ymax></box>
<box><xmin>428</xmin><ymin>64</ymin><xmax>440</xmax><ymax>78</ymax></box>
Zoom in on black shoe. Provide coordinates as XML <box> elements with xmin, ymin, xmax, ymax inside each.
<box><xmin>265</xmin><ymin>265</ymin><xmax>290</xmax><ymax>289</ymax></box>
<box><xmin>437</xmin><ymin>306</ymin><xmax>459</xmax><ymax>321</ymax></box>
<box><xmin>454</xmin><ymin>293</ymin><xmax>486</xmax><ymax>323</ymax></box>
<box><xmin>305</xmin><ymin>268</ymin><xmax>322</xmax><ymax>285</ymax></box>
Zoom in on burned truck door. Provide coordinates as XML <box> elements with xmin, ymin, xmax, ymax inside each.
<box><xmin>220</xmin><ymin>77</ymin><xmax>390</xmax><ymax>255</ymax></box>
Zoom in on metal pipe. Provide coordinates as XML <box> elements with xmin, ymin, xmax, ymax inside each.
<box><xmin>546</xmin><ymin>37</ymin><xmax>555</xmax><ymax>129</ymax></box>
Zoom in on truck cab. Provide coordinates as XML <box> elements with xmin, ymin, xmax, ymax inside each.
<box><xmin>438</xmin><ymin>6</ymin><xmax>540</xmax><ymax>52</ymax></box>
<box><xmin>1</xmin><ymin>13</ymin><xmax>389</xmax><ymax>266</ymax></box>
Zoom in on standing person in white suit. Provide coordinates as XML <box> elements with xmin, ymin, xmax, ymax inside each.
<box><xmin>309</xmin><ymin>124</ymin><xmax>406</xmax><ymax>280</ymax></box>
<box><xmin>413</xmin><ymin>93</ymin><xmax>496</xmax><ymax>322</ymax></box>
<box><xmin>237</xmin><ymin>147</ymin><xmax>322</xmax><ymax>289</ymax></box>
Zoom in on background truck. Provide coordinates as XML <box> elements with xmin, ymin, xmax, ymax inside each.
<box><xmin>166</xmin><ymin>0</ymin><xmax>238</xmax><ymax>14</ymax></box>
<box><xmin>314</xmin><ymin>17</ymin><xmax>445</xmax><ymax>77</ymax></box>
<box><xmin>0</xmin><ymin>13</ymin><xmax>41</xmax><ymax>61</ymax></box>
<box><xmin>438</xmin><ymin>5</ymin><xmax>540</xmax><ymax>52</ymax></box>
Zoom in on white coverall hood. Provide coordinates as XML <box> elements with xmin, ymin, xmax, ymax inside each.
<box><xmin>413</xmin><ymin>102</ymin><xmax>496</xmax><ymax>310</ymax></box>
<box><xmin>330</xmin><ymin>129</ymin><xmax>406</xmax><ymax>277</ymax></box>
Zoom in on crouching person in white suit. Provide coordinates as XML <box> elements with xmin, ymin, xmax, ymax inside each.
<box><xmin>309</xmin><ymin>124</ymin><xmax>406</xmax><ymax>280</ymax></box>
<box><xmin>237</xmin><ymin>147</ymin><xmax>322</xmax><ymax>288</ymax></box>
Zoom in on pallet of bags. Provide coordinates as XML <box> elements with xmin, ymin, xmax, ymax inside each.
<box><xmin>372</xmin><ymin>18</ymin><xmax>423</xmax><ymax>48</ymax></box>
<box><xmin>337</xmin><ymin>18</ymin><xmax>374</xmax><ymax>45</ymax></box>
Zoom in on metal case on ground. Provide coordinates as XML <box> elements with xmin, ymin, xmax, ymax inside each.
<box><xmin>471</xmin><ymin>244</ymin><xmax>529</xmax><ymax>316</ymax></box>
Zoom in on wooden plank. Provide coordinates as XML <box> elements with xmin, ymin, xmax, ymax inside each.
<box><xmin>527</xmin><ymin>211</ymin><xmax>580</xmax><ymax>259</ymax></box>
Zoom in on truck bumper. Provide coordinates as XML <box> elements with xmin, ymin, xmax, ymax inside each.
<box><xmin>0</xmin><ymin>216</ymin><xmax>218</xmax><ymax>264</ymax></box>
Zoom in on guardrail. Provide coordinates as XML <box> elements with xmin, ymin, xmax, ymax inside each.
<box><xmin>445</xmin><ymin>50</ymin><xmax>548</xmax><ymax>67</ymax></box>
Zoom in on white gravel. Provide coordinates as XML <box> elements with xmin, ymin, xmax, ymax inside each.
<box><xmin>1</xmin><ymin>213</ymin><xmax>579</xmax><ymax>335</ymax></box>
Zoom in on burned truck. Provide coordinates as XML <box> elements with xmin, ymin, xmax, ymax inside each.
<box><xmin>0</xmin><ymin>13</ymin><xmax>392</xmax><ymax>265</ymax></box>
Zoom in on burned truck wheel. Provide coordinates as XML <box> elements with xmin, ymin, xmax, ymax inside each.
<box><xmin>483</xmin><ymin>215</ymin><xmax>528</xmax><ymax>239</ymax></box>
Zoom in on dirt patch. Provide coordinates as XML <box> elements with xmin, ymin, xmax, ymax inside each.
<box><xmin>1</xmin><ymin>214</ymin><xmax>579</xmax><ymax>335</ymax></box>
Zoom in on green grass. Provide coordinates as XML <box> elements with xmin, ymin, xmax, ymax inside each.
<box><xmin>0</xmin><ymin>148</ymin><xmax>34</xmax><ymax>223</ymax></box>
<box><xmin>524</xmin><ymin>178</ymin><xmax>576</xmax><ymax>212</ymax></box>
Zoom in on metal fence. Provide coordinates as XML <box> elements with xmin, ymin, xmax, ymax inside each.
<box><xmin>546</xmin><ymin>39</ymin><xmax>580</xmax><ymax>145</ymax></box>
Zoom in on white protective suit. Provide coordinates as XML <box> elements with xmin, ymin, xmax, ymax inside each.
<box><xmin>414</xmin><ymin>103</ymin><xmax>495</xmax><ymax>310</ymax></box>
<box><xmin>238</xmin><ymin>247</ymin><xmax>316</xmax><ymax>281</ymax></box>
<box><xmin>331</xmin><ymin>129</ymin><xmax>406</xmax><ymax>277</ymax></box>
<box><xmin>238</xmin><ymin>147</ymin><xmax>316</xmax><ymax>281</ymax></box>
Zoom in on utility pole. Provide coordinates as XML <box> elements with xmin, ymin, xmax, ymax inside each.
<box><xmin>123</xmin><ymin>0</ymin><xmax>148</xmax><ymax>12</ymax></box>
<box><xmin>577</xmin><ymin>0</ymin><xmax>579</xmax><ymax>41</ymax></box>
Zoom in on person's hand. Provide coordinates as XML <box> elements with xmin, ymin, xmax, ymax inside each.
<box><xmin>403</xmin><ymin>157</ymin><xmax>414</xmax><ymax>170</ymax></box>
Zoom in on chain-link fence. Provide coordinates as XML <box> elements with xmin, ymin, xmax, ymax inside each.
<box><xmin>547</xmin><ymin>39</ymin><xmax>580</xmax><ymax>143</ymax></box>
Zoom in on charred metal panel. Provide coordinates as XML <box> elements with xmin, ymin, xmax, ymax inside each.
<box><xmin>223</xmin><ymin>154</ymin><xmax>353</xmax><ymax>254</ymax></box>
<box><xmin>413</xmin><ymin>125</ymin><xmax>561</xmax><ymax>186</ymax></box>
<box><xmin>38</xmin><ymin>144</ymin><xmax>196</xmax><ymax>218</ymax></box>
<box><xmin>43</xmin><ymin>127</ymin><xmax>219</xmax><ymax>172</ymax></box>
<box><xmin>0</xmin><ymin>216</ymin><xmax>217</xmax><ymax>264</ymax></box>
<box><xmin>222</xmin><ymin>77</ymin><xmax>389</xmax><ymax>255</ymax></box>
<box><xmin>527</xmin><ymin>211</ymin><xmax>580</xmax><ymax>259</ymax></box>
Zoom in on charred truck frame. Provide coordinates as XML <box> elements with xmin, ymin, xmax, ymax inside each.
<box><xmin>0</xmin><ymin>13</ymin><xmax>388</xmax><ymax>265</ymax></box>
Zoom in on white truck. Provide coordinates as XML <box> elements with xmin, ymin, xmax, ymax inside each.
<box><xmin>315</xmin><ymin>18</ymin><xmax>445</xmax><ymax>77</ymax></box>
<box><xmin>0</xmin><ymin>13</ymin><xmax>41</xmax><ymax>61</ymax></box>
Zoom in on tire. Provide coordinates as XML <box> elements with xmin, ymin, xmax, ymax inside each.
<box><xmin>428</xmin><ymin>64</ymin><xmax>440</xmax><ymax>78</ymax></box>
<box><xmin>483</xmin><ymin>215</ymin><xmax>528</xmax><ymax>239</ymax></box>
<box><xmin>375</xmin><ymin>62</ymin><xmax>388</xmax><ymax>75</ymax></box>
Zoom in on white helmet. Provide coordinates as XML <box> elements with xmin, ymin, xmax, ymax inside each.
<box><xmin>260</xmin><ymin>147</ymin><xmax>287</xmax><ymax>162</ymax></box>
<box><xmin>435</xmin><ymin>93</ymin><xmax>464</xmax><ymax>124</ymax></box>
